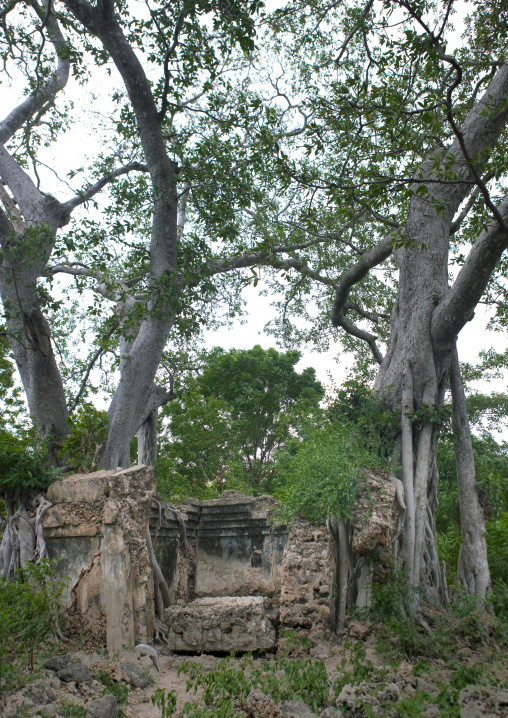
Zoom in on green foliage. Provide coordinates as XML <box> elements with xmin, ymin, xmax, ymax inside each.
<box><xmin>333</xmin><ymin>640</ymin><xmax>383</xmax><ymax>694</ymax></box>
<box><xmin>0</xmin><ymin>560</ymin><xmax>68</xmax><ymax>694</ymax></box>
<box><xmin>326</xmin><ymin>379</ymin><xmax>400</xmax><ymax>461</ymax></box>
<box><xmin>273</xmin><ymin>418</ymin><xmax>387</xmax><ymax>525</ymax></box>
<box><xmin>0</xmin><ymin>430</ymin><xmax>60</xmax><ymax>497</ymax></box>
<box><xmin>179</xmin><ymin>651</ymin><xmax>329</xmax><ymax>718</ymax></box>
<box><xmin>60</xmin><ymin>701</ymin><xmax>87</xmax><ymax>718</ymax></box>
<box><xmin>59</xmin><ymin>403</ymin><xmax>109</xmax><ymax>473</ymax></box>
<box><xmin>151</xmin><ymin>688</ymin><xmax>178</xmax><ymax>718</ymax></box>
<box><xmin>368</xmin><ymin>566</ymin><xmax>507</xmax><ymax>661</ymax></box>
<box><xmin>158</xmin><ymin>345</ymin><xmax>324</xmax><ymax>498</ymax></box>
<box><xmin>370</xmin><ymin>562</ymin><xmax>416</xmax><ymax>621</ymax></box>
<box><xmin>97</xmin><ymin>668</ymin><xmax>130</xmax><ymax>705</ymax></box>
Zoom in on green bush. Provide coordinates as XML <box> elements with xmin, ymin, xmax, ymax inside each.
<box><xmin>273</xmin><ymin>419</ymin><xmax>388</xmax><ymax>525</ymax></box>
<box><xmin>59</xmin><ymin>403</ymin><xmax>109</xmax><ymax>473</ymax></box>
<box><xmin>0</xmin><ymin>430</ymin><xmax>60</xmax><ymax>495</ymax></box>
<box><xmin>0</xmin><ymin>559</ymin><xmax>68</xmax><ymax>693</ymax></box>
<box><xmin>179</xmin><ymin>652</ymin><xmax>329</xmax><ymax>718</ymax></box>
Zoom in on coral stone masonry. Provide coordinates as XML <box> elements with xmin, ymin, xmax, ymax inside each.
<box><xmin>43</xmin><ymin>469</ymin><xmax>402</xmax><ymax>653</ymax></box>
<box><xmin>43</xmin><ymin>465</ymin><xmax>155</xmax><ymax>650</ymax></box>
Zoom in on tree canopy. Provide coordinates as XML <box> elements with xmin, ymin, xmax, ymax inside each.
<box><xmin>157</xmin><ymin>345</ymin><xmax>324</xmax><ymax>498</ymax></box>
<box><xmin>1</xmin><ymin>0</ymin><xmax>508</xmax><ymax>605</ymax></box>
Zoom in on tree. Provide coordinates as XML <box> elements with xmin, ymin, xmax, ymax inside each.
<box><xmin>0</xmin><ymin>0</ymin><xmax>270</xmax><ymax>472</ymax></box>
<box><xmin>158</xmin><ymin>345</ymin><xmax>324</xmax><ymax>496</ymax></box>
<box><xmin>220</xmin><ymin>0</ymin><xmax>508</xmax><ymax>604</ymax></box>
<box><xmin>2</xmin><ymin>0</ymin><xmax>508</xmax><ymax>611</ymax></box>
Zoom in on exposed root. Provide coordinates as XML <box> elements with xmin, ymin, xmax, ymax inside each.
<box><xmin>154</xmin><ymin>617</ymin><xmax>170</xmax><ymax>645</ymax></box>
<box><xmin>146</xmin><ymin>527</ymin><xmax>172</xmax><ymax>622</ymax></box>
<box><xmin>0</xmin><ymin>494</ymin><xmax>53</xmax><ymax>577</ymax></box>
<box><xmin>135</xmin><ymin>643</ymin><xmax>161</xmax><ymax>670</ymax></box>
<box><xmin>34</xmin><ymin>496</ymin><xmax>53</xmax><ymax>563</ymax></box>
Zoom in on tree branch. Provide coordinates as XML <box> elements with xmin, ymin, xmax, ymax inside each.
<box><xmin>331</xmin><ymin>232</ymin><xmax>394</xmax><ymax>326</ymax></box>
<box><xmin>0</xmin><ymin>0</ymin><xmax>70</xmax><ymax>144</ymax></box>
<box><xmin>449</xmin><ymin>174</ymin><xmax>494</xmax><ymax>235</ymax></box>
<box><xmin>432</xmin><ymin>192</ymin><xmax>508</xmax><ymax>354</ymax></box>
<box><xmin>60</xmin><ymin>161</ymin><xmax>149</xmax><ymax>220</ymax></box>
<box><xmin>68</xmin><ymin>320</ymin><xmax>119</xmax><ymax>413</ymax></box>
<box><xmin>158</xmin><ymin>7</ymin><xmax>191</xmax><ymax>120</ymax></box>
<box><xmin>335</xmin><ymin>0</ymin><xmax>375</xmax><ymax>66</ymax></box>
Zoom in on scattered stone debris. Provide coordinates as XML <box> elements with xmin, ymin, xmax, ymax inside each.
<box><xmin>86</xmin><ymin>694</ymin><xmax>119</xmax><ymax>718</ymax></box>
<box><xmin>244</xmin><ymin>690</ymin><xmax>283</xmax><ymax>718</ymax></box>
<box><xmin>120</xmin><ymin>661</ymin><xmax>150</xmax><ymax>688</ymax></box>
<box><xmin>458</xmin><ymin>684</ymin><xmax>508</xmax><ymax>718</ymax></box>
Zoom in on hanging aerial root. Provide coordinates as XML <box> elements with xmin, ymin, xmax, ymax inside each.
<box><xmin>146</xmin><ymin>526</ymin><xmax>172</xmax><ymax>627</ymax></box>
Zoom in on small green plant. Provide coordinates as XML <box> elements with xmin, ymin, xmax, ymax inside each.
<box><xmin>0</xmin><ymin>559</ymin><xmax>68</xmax><ymax>695</ymax></box>
<box><xmin>97</xmin><ymin>668</ymin><xmax>130</xmax><ymax>705</ymax></box>
<box><xmin>333</xmin><ymin>639</ymin><xmax>384</xmax><ymax>696</ymax></box>
<box><xmin>60</xmin><ymin>700</ymin><xmax>87</xmax><ymax>718</ymax></box>
<box><xmin>151</xmin><ymin>688</ymin><xmax>178</xmax><ymax>718</ymax></box>
<box><xmin>179</xmin><ymin>649</ymin><xmax>330</xmax><ymax>718</ymax></box>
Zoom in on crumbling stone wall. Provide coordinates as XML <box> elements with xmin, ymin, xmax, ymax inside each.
<box><xmin>152</xmin><ymin>490</ymin><xmax>289</xmax><ymax>604</ymax></box>
<box><xmin>279</xmin><ymin>520</ymin><xmax>333</xmax><ymax>643</ymax></box>
<box><xmin>43</xmin><ymin>470</ymin><xmax>402</xmax><ymax>653</ymax></box>
<box><xmin>43</xmin><ymin>466</ymin><xmax>155</xmax><ymax>650</ymax></box>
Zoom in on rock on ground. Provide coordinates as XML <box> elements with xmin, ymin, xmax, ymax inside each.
<box><xmin>459</xmin><ymin>685</ymin><xmax>508</xmax><ymax>718</ymax></box>
<box><xmin>87</xmin><ymin>694</ymin><xmax>119</xmax><ymax>718</ymax></box>
<box><xmin>280</xmin><ymin>699</ymin><xmax>319</xmax><ymax>718</ymax></box>
<box><xmin>164</xmin><ymin>596</ymin><xmax>277</xmax><ymax>652</ymax></box>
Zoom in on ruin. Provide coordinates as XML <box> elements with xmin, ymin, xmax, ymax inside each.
<box><xmin>43</xmin><ymin>467</ymin><xmax>402</xmax><ymax>652</ymax></box>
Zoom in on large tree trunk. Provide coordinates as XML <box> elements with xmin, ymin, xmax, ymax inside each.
<box><xmin>368</xmin><ymin>65</ymin><xmax>508</xmax><ymax>601</ymax></box>
<box><xmin>0</xmin><ymin>164</ymin><xmax>69</xmax><ymax>462</ymax></box>
<box><xmin>373</xmin><ymin>199</ymin><xmax>451</xmax><ymax>599</ymax></box>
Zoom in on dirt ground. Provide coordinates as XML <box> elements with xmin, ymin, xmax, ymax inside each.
<box><xmin>3</xmin><ymin>628</ymin><xmax>508</xmax><ymax>718</ymax></box>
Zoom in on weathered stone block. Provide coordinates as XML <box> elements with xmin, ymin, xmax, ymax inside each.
<box><xmin>47</xmin><ymin>473</ymin><xmax>109</xmax><ymax>504</ymax></box>
<box><xmin>165</xmin><ymin>596</ymin><xmax>277</xmax><ymax>652</ymax></box>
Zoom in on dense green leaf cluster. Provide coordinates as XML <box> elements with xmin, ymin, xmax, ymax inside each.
<box><xmin>59</xmin><ymin>403</ymin><xmax>109</xmax><ymax>473</ymax></box>
<box><xmin>0</xmin><ymin>560</ymin><xmax>68</xmax><ymax>692</ymax></box>
<box><xmin>272</xmin><ymin>417</ymin><xmax>388</xmax><ymax>525</ymax></box>
<box><xmin>0</xmin><ymin>430</ymin><xmax>60</xmax><ymax>496</ymax></box>
<box><xmin>157</xmin><ymin>345</ymin><xmax>324</xmax><ymax>498</ymax></box>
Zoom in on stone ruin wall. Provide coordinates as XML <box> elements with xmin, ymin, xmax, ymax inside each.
<box><xmin>152</xmin><ymin>490</ymin><xmax>335</xmax><ymax>652</ymax></box>
<box><xmin>42</xmin><ymin>468</ymin><xmax>401</xmax><ymax>653</ymax></box>
<box><xmin>43</xmin><ymin>466</ymin><xmax>155</xmax><ymax>650</ymax></box>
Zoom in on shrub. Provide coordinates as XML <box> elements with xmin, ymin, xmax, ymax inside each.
<box><xmin>273</xmin><ymin>419</ymin><xmax>387</xmax><ymax>524</ymax></box>
<box><xmin>0</xmin><ymin>430</ymin><xmax>60</xmax><ymax>496</ymax></box>
<box><xmin>0</xmin><ymin>559</ymin><xmax>68</xmax><ymax>694</ymax></box>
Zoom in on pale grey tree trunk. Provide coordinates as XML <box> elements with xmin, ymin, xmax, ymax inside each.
<box><xmin>449</xmin><ymin>348</ymin><xmax>490</xmax><ymax>597</ymax></box>
<box><xmin>60</xmin><ymin>0</ymin><xmax>180</xmax><ymax>470</ymax></box>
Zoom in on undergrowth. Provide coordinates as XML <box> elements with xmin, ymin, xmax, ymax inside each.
<box><xmin>0</xmin><ymin>559</ymin><xmax>68</xmax><ymax>696</ymax></box>
<box><xmin>177</xmin><ymin>651</ymin><xmax>329</xmax><ymax>718</ymax></box>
